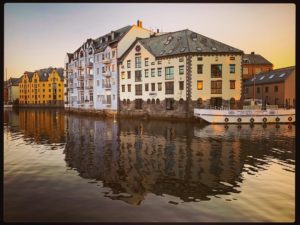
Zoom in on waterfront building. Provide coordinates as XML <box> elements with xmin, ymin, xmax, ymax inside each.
<box><xmin>5</xmin><ymin>77</ymin><xmax>21</xmax><ymax>104</ymax></box>
<box><xmin>244</xmin><ymin>66</ymin><xmax>295</xmax><ymax>108</ymax></box>
<box><xmin>64</xmin><ymin>20</ymin><xmax>152</xmax><ymax>115</ymax></box>
<box><xmin>242</xmin><ymin>52</ymin><xmax>273</xmax><ymax>80</ymax></box>
<box><xmin>118</xmin><ymin>29</ymin><xmax>243</xmax><ymax>119</ymax></box>
<box><xmin>19</xmin><ymin>67</ymin><xmax>64</xmax><ymax>106</ymax></box>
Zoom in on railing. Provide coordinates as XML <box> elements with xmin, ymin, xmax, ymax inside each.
<box><xmin>87</xmin><ymin>74</ymin><xmax>94</xmax><ymax>79</ymax></box>
<box><xmin>77</xmin><ymin>75</ymin><xmax>84</xmax><ymax>80</ymax></box>
<box><xmin>104</xmin><ymin>84</ymin><xmax>111</xmax><ymax>89</ymax></box>
<box><xmin>102</xmin><ymin>58</ymin><xmax>111</xmax><ymax>64</ymax></box>
<box><xmin>77</xmin><ymin>86</ymin><xmax>84</xmax><ymax>90</ymax></box>
<box><xmin>86</xmin><ymin>62</ymin><xmax>93</xmax><ymax>68</ymax></box>
<box><xmin>102</xmin><ymin>71</ymin><xmax>111</xmax><ymax>77</ymax></box>
<box><xmin>77</xmin><ymin>65</ymin><xmax>83</xmax><ymax>70</ymax></box>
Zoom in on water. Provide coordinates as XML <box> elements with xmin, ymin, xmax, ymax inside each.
<box><xmin>3</xmin><ymin>108</ymin><xmax>295</xmax><ymax>222</ymax></box>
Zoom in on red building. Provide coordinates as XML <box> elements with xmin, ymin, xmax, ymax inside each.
<box><xmin>242</xmin><ymin>52</ymin><xmax>273</xmax><ymax>80</ymax></box>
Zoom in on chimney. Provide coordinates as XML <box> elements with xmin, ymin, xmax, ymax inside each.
<box><xmin>111</xmin><ymin>31</ymin><xmax>115</xmax><ymax>40</ymax></box>
<box><xmin>251</xmin><ymin>51</ymin><xmax>255</xmax><ymax>55</ymax></box>
<box><xmin>137</xmin><ymin>20</ymin><xmax>142</xmax><ymax>28</ymax></box>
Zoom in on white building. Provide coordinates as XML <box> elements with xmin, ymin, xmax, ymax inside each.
<box><xmin>118</xmin><ymin>29</ymin><xmax>243</xmax><ymax>119</ymax></box>
<box><xmin>64</xmin><ymin>20</ymin><xmax>152</xmax><ymax>115</ymax></box>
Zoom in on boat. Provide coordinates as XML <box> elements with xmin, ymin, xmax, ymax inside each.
<box><xmin>194</xmin><ymin>99</ymin><xmax>295</xmax><ymax>124</ymax></box>
<box><xmin>4</xmin><ymin>104</ymin><xmax>13</xmax><ymax>109</ymax></box>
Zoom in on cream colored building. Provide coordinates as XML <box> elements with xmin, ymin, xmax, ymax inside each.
<box><xmin>6</xmin><ymin>77</ymin><xmax>20</xmax><ymax>104</ymax></box>
<box><xmin>118</xmin><ymin>29</ymin><xmax>243</xmax><ymax>119</ymax></box>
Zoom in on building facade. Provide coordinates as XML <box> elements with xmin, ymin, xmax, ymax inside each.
<box><xmin>6</xmin><ymin>77</ymin><xmax>21</xmax><ymax>104</ymax></box>
<box><xmin>244</xmin><ymin>66</ymin><xmax>295</xmax><ymax>108</ymax></box>
<box><xmin>242</xmin><ymin>52</ymin><xmax>273</xmax><ymax>80</ymax></box>
<box><xmin>19</xmin><ymin>68</ymin><xmax>64</xmax><ymax>106</ymax></box>
<box><xmin>64</xmin><ymin>20</ymin><xmax>152</xmax><ymax>115</ymax></box>
<box><xmin>118</xmin><ymin>29</ymin><xmax>243</xmax><ymax>119</ymax></box>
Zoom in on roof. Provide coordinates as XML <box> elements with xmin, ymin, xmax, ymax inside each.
<box><xmin>243</xmin><ymin>53</ymin><xmax>273</xmax><ymax>65</ymax></box>
<box><xmin>35</xmin><ymin>67</ymin><xmax>64</xmax><ymax>81</ymax></box>
<box><xmin>5</xmin><ymin>77</ymin><xmax>21</xmax><ymax>86</ymax></box>
<box><xmin>119</xmin><ymin>29</ymin><xmax>243</xmax><ymax>61</ymax></box>
<box><xmin>71</xmin><ymin>25</ymin><xmax>132</xmax><ymax>56</ymax></box>
<box><xmin>244</xmin><ymin>66</ymin><xmax>295</xmax><ymax>86</ymax></box>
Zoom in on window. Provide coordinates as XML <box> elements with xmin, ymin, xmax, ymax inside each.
<box><xmin>257</xmin><ymin>87</ymin><xmax>260</xmax><ymax>94</ymax></box>
<box><xmin>127</xmin><ymin>60</ymin><xmax>131</xmax><ymax>68</ymax></box>
<box><xmin>230</xmin><ymin>80</ymin><xmax>235</xmax><ymax>89</ymax></box>
<box><xmin>245</xmin><ymin>87</ymin><xmax>248</xmax><ymax>94</ymax></box>
<box><xmin>274</xmin><ymin>86</ymin><xmax>278</xmax><ymax>92</ymax></box>
<box><xmin>165</xmin><ymin>82</ymin><xmax>174</xmax><ymax>94</ymax></box>
<box><xmin>158</xmin><ymin>82</ymin><xmax>162</xmax><ymax>91</ymax></box>
<box><xmin>151</xmin><ymin>69</ymin><xmax>155</xmax><ymax>77</ymax></box>
<box><xmin>230</xmin><ymin>56</ymin><xmax>235</xmax><ymax>60</ymax></box>
<box><xmin>166</xmin><ymin>98</ymin><xmax>174</xmax><ymax>110</ymax></box>
<box><xmin>197</xmin><ymin>65</ymin><xmax>203</xmax><ymax>74</ymax></box>
<box><xmin>121</xmin><ymin>71</ymin><xmax>125</xmax><ymax>79</ymax></box>
<box><xmin>179</xmin><ymin>57</ymin><xmax>184</xmax><ymax>62</ymax></box>
<box><xmin>230</xmin><ymin>64</ymin><xmax>235</xmax><ymax>73</ymax></box>
<box><xmin>135</xmin><ymin>84</ymin><xmax>142</xmax><ymax>95</ymax></box>
<box><xmin>158</xmin><ymin>60</ymin><xmax>162</xmax><ymax>65</ymax></box>
<box><xmin>179</xmin><ymin>81</ymin><xmax>184</xmax><ymax>90</ymax></box>
<box><xmin>135</xmin><ymin>56</ymin><xmax>141</xmax><ymax>68</ymax></box>
<box><xmin>145</xmin><ymin>58</ymin><xmax>149</xmax><ymax>66</ymax></box>
<box><xmin>265</xmin><ymin>86</ymin><xmax>269</xmax><ymax>93</ymax></box>
<box><xmin>157</xmin><ymin>68</ymin><xmax>162</xmax><ymax>76</ymax></box>
<box><xmin>135</xmin><ymin>99</ymin><xmax>143</xmax><ymax>109</ymax></box>
<box><xmin>243</xmin><ymin>67</ymin><xmax>249</xmax><ymax>75</ymax></box>
<box><xmin>211</xmin><ymin>80</ymin><xmax>222</xmax><ymax>94</ymax></box>
<box><xmin>197</xmin><ymin>56</ymin><xmax>203</xmax><ymax>61</ymax></box>
<box><xmin>197</xmin><ymin>80</ymin><xmax>203</xmax><ymax>90</ymax></box>
<box><xmin>127</xmin><ymin>84</ymin><xmax>131</xmax><ymax>92</ymax></box>
<box><xmin>145</xmin><ymin>69</ymin><xmax>149</xmax><ymax>78</ymax></box>
<box><xmin>179</xmin><ymin>66</ymin><xmax>184</xmax><ymax>75</ymax></box>
<box><xmin>135</xmin><ymin>70</ymin><xmax>142</xmax><ymax>82</ymax></box>
<box><xmin>112</xmin><ymin>51</ymin><xmax>115</xmax><ymax>58</ymax></box>
<box><xmin>211</xmin><ymin>64</ymin><xmax>222</xmax><ymax>78</ymax></box>
<box><xmin>122</xmin><ymin>85</ymin><xmax>125</xmax><ymax>92</ymax></box>
<box><xmin>151</xmin><ymin>83</ymin><xmax>155</xmax><ymax>91</ymax></box>
<box><xmin>145</xmin><ymin>83</ymin><xmax>149</xmax><ymax>91</ymax></box>
<box><xmin>165</xmin><ymin>67</ymin><xmax>174</xmax><ymax>80</ymax></box>
<box><xmin>255</xmin><ymin>68</ymin><xmax>261</xmax><ymax>74</ymax></box>
<box><xmin>127</xmin><ymin>71</ymin><xmax>131</xmax><ymax>79</ymax></box>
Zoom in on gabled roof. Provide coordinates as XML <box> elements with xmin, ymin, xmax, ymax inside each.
<box><xmin>35</xmin><ymin>67</ymin><xmax>64</xmax><ymax>81</ymax></box>
<box><xmin>6</xmin><ymin>77</ymin><xmax>21</xmax><ymax>86</ymax></box>
<box><xmin>243</xmin><ymin>53</ymin><xmax>273</xmax><ymax>65</ymax></box>
<box><xmin>119</xmin><ymin>29</ymin><xmax>243</xmax><ymax>61</ymax></box>
<box><xmin>244</xmin><ymin>66</ymin><xmax>295</xmax><ymax>86</ymax></box>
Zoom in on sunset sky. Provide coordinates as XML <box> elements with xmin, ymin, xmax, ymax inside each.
<box><xmin>4</xmin><ymin>3</ymin><xmax>295</xmax><ymax>79</ymax></box>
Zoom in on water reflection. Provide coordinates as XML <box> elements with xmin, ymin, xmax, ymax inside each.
<box><xmin>64</xmin><ymin>115</ymin><xmax>295</xmax><ymax>205</ymax></box>
<box><xmin>4</xmin><ymin>109</ymin><xmax>295</xmax><ymax>207</ymax></box>
<box><xmin>4</xmin><ymin>108</ymin><xmax>65</xmax><ymax>144</ymax></box>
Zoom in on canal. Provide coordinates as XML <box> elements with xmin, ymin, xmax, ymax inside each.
<box><xmin>3</xmin><ymin>108</ymin><xmax>295</xmax><ymax>222</ymax></box>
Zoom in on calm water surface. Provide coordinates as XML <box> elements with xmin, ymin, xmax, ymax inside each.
<box><xmin>4</xmin><ymin>108</ymin><xmax>295</xmax><ymax>222</ymax></box>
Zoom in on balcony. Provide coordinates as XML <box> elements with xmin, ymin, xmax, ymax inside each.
<box><xmin>77</xmin><ymin>65</ymin><xmax>83</xmax><ymax>70</ymax></box>
<box><xmin>104</xmin><ymin>84</ymin><xmax>111</xmax><ymax>89</ymax></box>
<box><xmin>87</xmin><ymin>85</ymin><xmax>94</xmax><ymax>90</ymax></box>
<box><xmin>102</xmin><ymin>58</ymin><xmax>111</xmax><ymax>64</ymax></box>
<box><xmin>86</xmin><ymin>62</ymin><xmax>93</xmax><ymax>68</ymax></box>
<box><xmin>102</xmin><ymin>71</ymin><xmax>111</xmax><ymax>77</ymax></box>
<box><xmin>89</xmin><ymin>101</ymin><xmax>94</xmax><ymax>106</ymax></box>
<box><xmin>87</xmin><ymin>74</ymin><xmax>94</xmax><ymax>80</ymax></box>
<box><xmin>77</xmin><ymin>75</ymin><xmax>84</xmax><ymax>80</ymax></box>
<box><xmin>77</xmin><ymin>86</ymin><xmax>84</xmax><ymax>91</ymax></box>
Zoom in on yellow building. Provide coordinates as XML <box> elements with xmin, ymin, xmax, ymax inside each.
<box><xmin>19</xmin><ymin>67</ymin><xmax>64</xmax><ymax>106</ymax></box>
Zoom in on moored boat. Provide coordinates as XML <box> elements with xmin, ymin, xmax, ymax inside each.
<box><xmin>194</xmin><ymin>99</ymin><xmax>295</xmax><ymax>124</ymax></box>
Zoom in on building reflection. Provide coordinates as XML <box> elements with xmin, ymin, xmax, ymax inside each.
<box><xmin>64</xmin><ymin>118</ymin><xmax>261</xmax><ymax>205</ymax></box>
<box><xmin>4</xmin><ymin>108</ymin><xmax>65</xmax><ymax>144</ymax></box>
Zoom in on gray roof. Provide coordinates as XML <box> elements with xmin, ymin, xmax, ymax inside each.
<box><xmin>135</xmin><ymin>29</ymin><xmax>243</xmax><ymax>58</ymax></box>
<box><xmin>5</xmin><ymin>77</ymin><xmax>20</xmax><ymax>86</ymax></box>
<box><xmin>244</xmin><ymin>66</ymin><xmax>295</xmax><ymax>86</ymax></box>
<box><xmin>35</xmin><ymin>67</ymin><xmax>64</xmax><ymax>81</ymax></box>
<box><xmin>71</xmin><ymin>25</ymin><xmax>132</xmax><ymax>56</ymax></box>
<box><xmin>243</xmin><ymin>53</ymin><xmax>273</xmax><ymax>65</ymax></box>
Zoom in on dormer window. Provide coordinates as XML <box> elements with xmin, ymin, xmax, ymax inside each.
<box><xmin>212</xmin><ymin>47</ymin><xmax>217</xmax><ymax>51</ymax></box>
<box><xmin>196</xmin><ymin>47</ymin><xmax>202</xmax><ymax>52</ymax></box>
<box><xmin>160</xmin><ymin>50</ymin><xmax>165</xmax><ymax>55</ymax></box>
<box><xmin>180</xmin><ymin>47</ymin><xmax>186</xmax><ymax>52</ymax></box>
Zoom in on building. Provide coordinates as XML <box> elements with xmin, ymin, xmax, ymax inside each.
<box><xmin>244</xmin><ymin>66</ymin><xmax>295</xmax><ymax>108</ymax></box>
<box><xmin>118</xmin><ymin>29</ymin><xmax>243</xmax><ymax>119</ymax></box>
<box><xmin>19</xmin><ymin>67</ymin><xmax>64</xmax><ymax>106</ymax></box>
<box><xmin>5</xmin><ymin>77</ymin><xmax>21</xmax><ymax>104</ymax></box>
<box><xmin>242</xmin><ymin>52</ymin><xmax>273</xmax><ymax>80</ymax></box>
<box><xmin>64</xmin><ymin>20</ymin><xmax>152</xmax><ymax>115</ymax></box>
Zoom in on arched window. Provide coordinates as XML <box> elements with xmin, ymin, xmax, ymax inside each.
<box><xmin>156</xmin><ymin>98</ymin><xmax>160</xmax><ymax>104</ymax></box>
<box><xmin>152</xmin><ymin>98</ymin><xmax>155</xmax><ymax>104</ymax></box>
